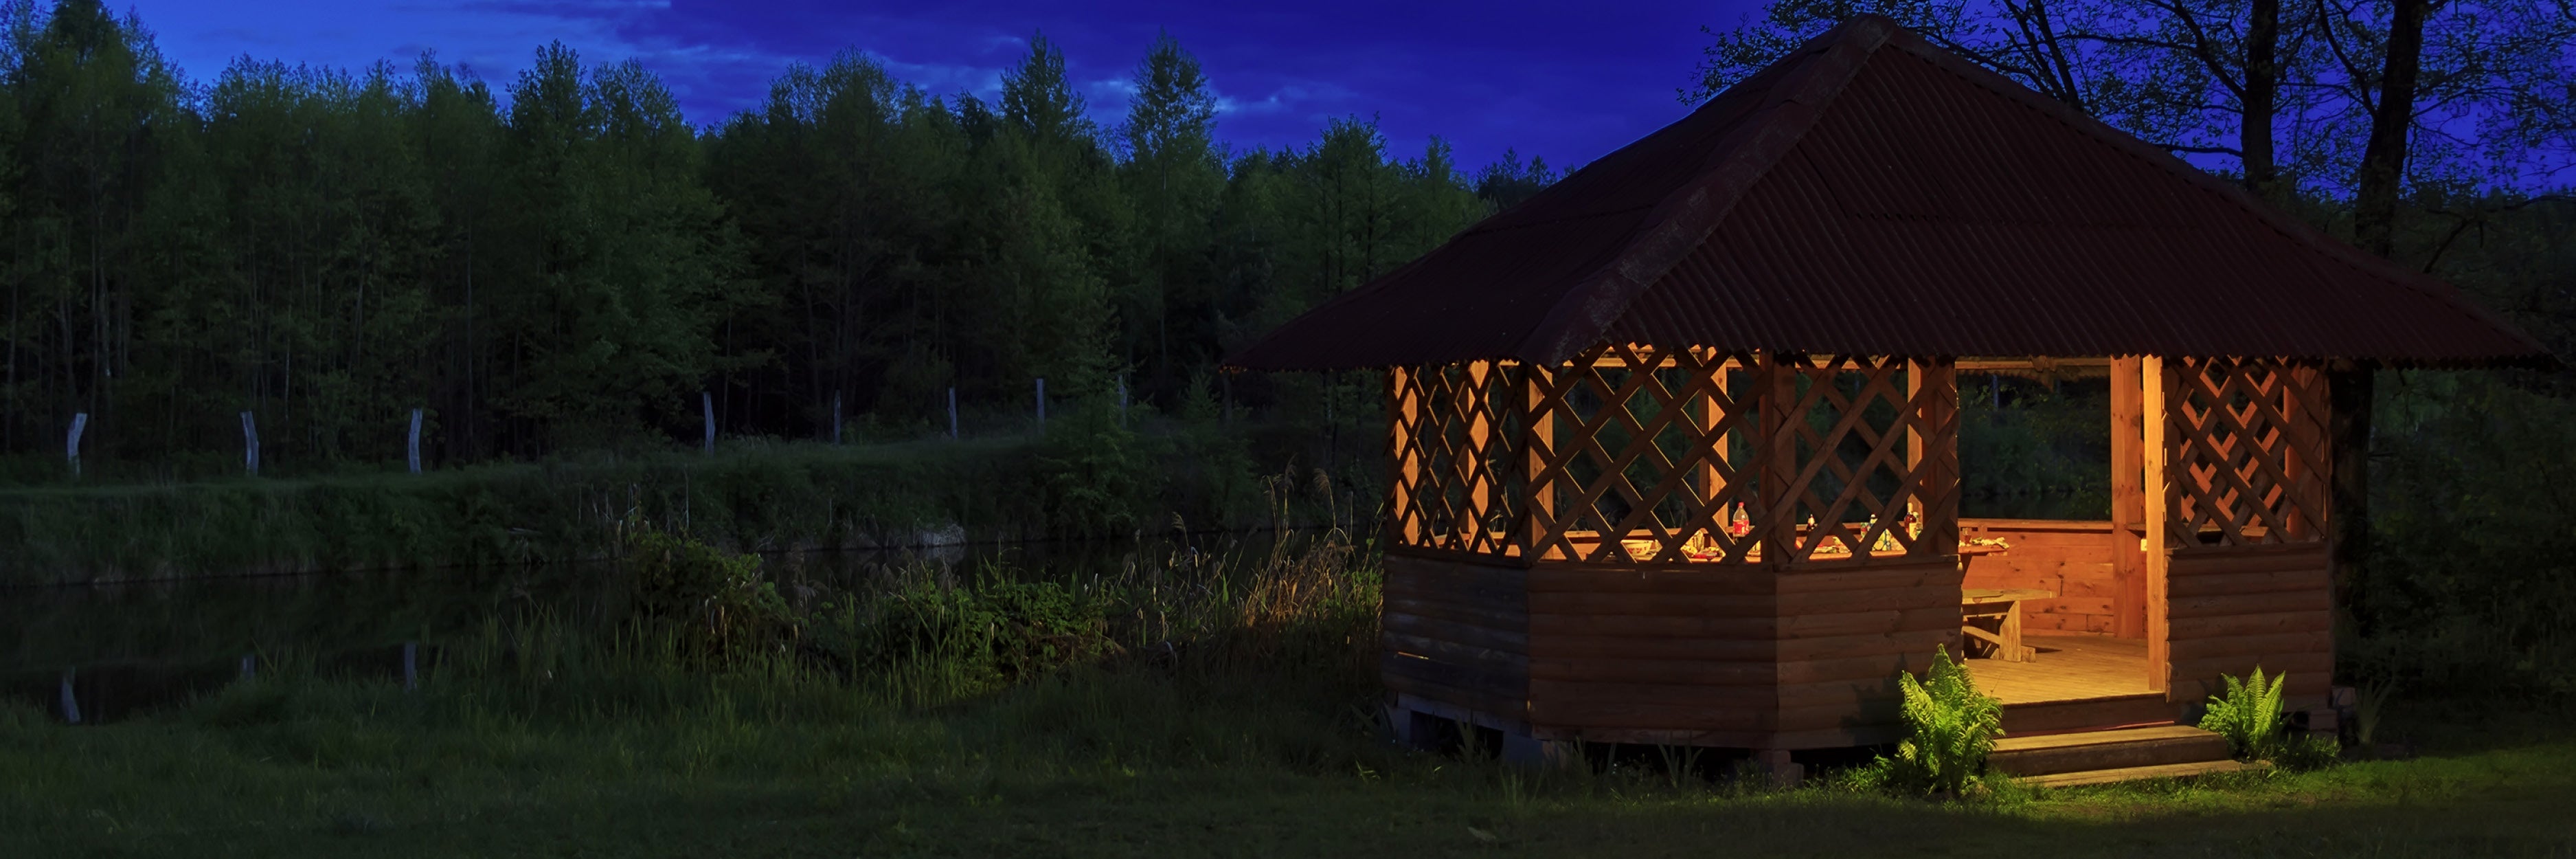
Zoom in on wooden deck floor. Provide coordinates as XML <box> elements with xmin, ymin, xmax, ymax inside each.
<box><xmin>1965</xmin><ymin>636</ymin><xmax>2152</xmax><ymax>704</ymax></box>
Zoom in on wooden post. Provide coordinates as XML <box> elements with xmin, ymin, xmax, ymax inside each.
<box><xmin>2140</xmin><ymin>356</ymin><xmax>2171</xmax><ymax>694</ymax></box>
<box><xmin>238</xmin><ymin>654</ymin><xmax>256</xmax><ymax>681</ymax></box>
<box><xmin>58</xmin><ymin>669</ymin><xmax>79</xmax><ymax>724</ymax></box>
<box><xmin>1905</xmin><ymin>362</ymin><xmax>1921</xmax><ymax>509</ymax></box>
<box><xmin>700</xmin><ymin>392</ymin><xmax>715</xmax><ymax>455</ymax></box>
<box><xmin>240</xmin><ymin>411</ymin><xmax>260</xmax><ymax>476</ymax></box>
<box><xmin>1035</xmin><ymin>377</ymin><xmax>1046</xmax><ymax>427</ymax></box>
<box><xmin>1701</xmin><ymin>356</ymin><xmax>1730</xmax><ymax>548</ymax></box>
<box><xmin>2110</xmin><ymin>357</ymin><xmax>2146</xmax><ymax>638</ymax></box>
<box><xmin>831</xmin><ymin>392</ymin><xmax>844</xmax><ymax>445</ymax></box>
<box><xmin>947</xmin><ymin>387</ymin><xmax>958</xmax><ymax>440</ymax></box>
<box><xmin>1465</xmin><ymin>361</ymin><xmax>1492</xmax><ymax>545</ymax></box>
<box><xmin>66</xmin><ymin>412</ymin><xmax>86</xmax><ymax>478</ymax></box>
<box><xmin>1391</xmin><ymin>368</ymin><xmax>1422</xmax><ymax>546</ymax></box>
<box><xmin>1916</xmin><ymin>359</ymin><xmax>1959</xmax><ymax>553</ymax></box>
<box><xmin>407</xmin><ymin>408</ymin><xmax>424</xmax><ymax>473</ymax></box>
<box><xmin>403</xmin><ymin>642</ymin><xmax>419</xmax><ymax>692</ymax></box>
<box><xmin>1759</xmin><ymin>353</ymin><xmax>1800</xmax><ymax>567</ymax></box>
<box><xmin>1526</xmin><ymin>364</ymin><xmax>1554</xmax><ymax>558</ymax></box>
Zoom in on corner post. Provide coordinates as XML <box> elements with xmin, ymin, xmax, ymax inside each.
<box><xmin>2140</xmin><ymin>356</ymin><xmax>2172</xmax><ymax>694</ymax></box>
<box><xmin>2110</xmin><ymin>357</ymin><xmax>2147</xmax><ymax>638</ymax></box>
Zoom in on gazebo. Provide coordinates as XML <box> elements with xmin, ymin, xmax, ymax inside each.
<box><xmin>1225</xmin><ymin>16</ymin><xmax>2547</xmax><ymax>779</ymax></box>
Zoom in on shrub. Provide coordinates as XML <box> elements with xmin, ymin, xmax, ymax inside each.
<box><xmin>625</xmin><ymin>526</ymin><xmax>795</xmax><ymax>659</ymax></box>
<box><xmin>2278</xmin><ymin>733</ymin><xmax>2342</xmax><ymax>771</ymax></box>
<box><xmin>2198</xmin><ymin>667</ymin><xmax>2287</xmax><ymax>761</ymax></box>
<box><xmin>810</xmin><ymin>564</ymin><xmax>1120</xmax><ymax>693</ymax></box>
<box><xmin>1865</xmin><ymin>647</ymin><xmax>2004</xmax><ymax>795</ymax></box>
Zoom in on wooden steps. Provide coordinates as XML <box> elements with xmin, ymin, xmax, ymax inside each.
<box><xmin>2019</xmin><ymin>759</ymin><xmax>2267</xmax><ymax>788</ymax></box>
<box><xmin>1991</xmin><ymin>724</ymin><xmax>2227</xmax><ymax>775</ymax></box>
<box><xmin>2000</xmin><ymin>692</ymin><xmax>2172</xmax><ymax>735</ymax></box>
<box><xmin>1992</xmin><ymin>724</ymin><xmax>2252</xmax><ymax>786</ymax></box>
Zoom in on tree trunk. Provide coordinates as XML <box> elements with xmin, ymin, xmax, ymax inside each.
<box><xmin>2353</xmin><ymin>0</ymin><xmax>2430</xmax><ymax>258</ymax></box>
<box><xmin>2241</xmin><ymin>0</ymin><xmax>2281</xmax><ymax>195</ymax></box>
<box><xmin>2333</xmin><ymin>0</ymin><xmax>2430</xmax><ymax>628</ymax></box>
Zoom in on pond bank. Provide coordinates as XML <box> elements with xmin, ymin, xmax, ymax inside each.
<box><xmin>0</xmin><ymin>430</ymin><xmax>1283</xmax><ymax>586</ymax></box>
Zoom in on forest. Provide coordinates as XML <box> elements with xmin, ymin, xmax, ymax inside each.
<box><xmin>0</xmin><ymin>0</ymin><xmax>1552</xmax><ymax>475</ymax></box>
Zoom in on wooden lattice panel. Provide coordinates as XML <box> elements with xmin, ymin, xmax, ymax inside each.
<box><xmin>1386</xmin><ymin>348</ymin><xmax>1961</xmax><ymax>567</ymax></box>
<box><xmin>1387</xmin><ymin>361</ymin><xmax>1527</xmax><ymax>555</ymax></box>
<box><xmin>1527</xmin><ymin>344</ymin><xmax>1769</xmax><ymax>564</ymax></box>
<box><xmin>2162</xmin><ymin>357</ymin><xmax>2329</xmax><ymax>546</ymax></box>
<box><xmin>1769</xmin><ymin>355</ymin><xmax>1960</xmax><ymax>564</ymax></box>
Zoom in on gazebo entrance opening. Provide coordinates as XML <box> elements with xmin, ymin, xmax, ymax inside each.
<box><xmin>1952</xmin><ymin>356</ymin><xmax>2331</xmax><ymax>718</ymax></box>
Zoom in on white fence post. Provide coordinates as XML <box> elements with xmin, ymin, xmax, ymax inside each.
<box><xmin>831</xmin><ymin>391</ymin><xmax>844</xmax><ymax>445</ymax></box>
<box><xmin>947</xmin><ymin>387</ymin><xmax>958</xmax><ymax>440</ymax></box>
<box><xmin>58</xmin><ymin>669</ymin><xmax>79</xmax><ymax>724</ymax></box>
<box><xmin>701</xmin><ymin>392</ymin><xmax>715</xmax><ymax>455</ymax></box>
<box><xmin>406</xmin><ymin>408</ymin><xmax>423</xmax><ymax>473</ymax></box>
<box><xmin>1118</xmin><ymin>376</ymin><xmax>1128</xmax><ymax>428</ymax></box>
<box><xmin>240</xmin><ymin>411</ymin><xmax>260</xmax><ymax>476</ymax></box>
<box><xmin>1035</xmin><ymin>377</ymin><xmax>1046</xmax><ymax>428</ymax></box>
<box><xmin>66</xmin><ymin>412</ymin><xmax>87</xmax><ymax>478</ymax></box>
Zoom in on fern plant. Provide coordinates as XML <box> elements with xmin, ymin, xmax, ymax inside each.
<box><xmin>1877</xmin><ymin>647</ymin><xmax>2004</xmax><ymax>795</ymax></box>
<box><xmin>2197</xmin><ymin>667</ymin><xmax>2287</xmax><ymax>761</ymax></box>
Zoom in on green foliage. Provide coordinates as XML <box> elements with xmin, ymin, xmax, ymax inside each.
<box><xmin>2278</xmin><ymin>733</ymin><xmax>2343</xmax><ymax>772</ymax></box>
<box><xmin>1955</xmin><ymin>377</ymin><xmax>2111</xmax><ymax>515</ymax></box>
<box><xmin>0</xmin><ymin>4</ymin><xmax>1525</xmax><ymax>480</ymax></box>
<box><xmin>2198</xmin><ymin>667</ymin><xmax>2289</xmax><ymax>761</ymax></box>
<box><xmin>1031</xmin><ymin>399</ymin><xmax>1157</xmax><ymax>535</ymax></box>
<box><xmin>1865</xmin><ymin>647</ymin><xmax>2003</xmax><ymax>795</ymax></box>
<box><xmin>624</xmin><ymin>526</ymin><xmax>793</xmax><ymax>659</ymax></box>
<box><xmin>2368</xmin><ymin>369</ymin><xmax>2576</xmax><ymax>700</ymax></box>
<box><xmin>811</xmin><ymin>566</ymin><xmax>1118</xmax><ymax>698</ymax></box>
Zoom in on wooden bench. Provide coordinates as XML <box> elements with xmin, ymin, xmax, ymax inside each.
<box><xmin>1962</xmin><ymin>586</ymin><xmax>2050</xmax><ymax>662</ymax></box>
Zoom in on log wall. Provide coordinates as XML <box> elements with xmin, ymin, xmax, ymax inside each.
<box><xmin>2162</xmin><ymin>542</ymin><xmax>2332</xmax><ymax>709</ymax></box>
<box><xmin>1958</xmin><ymin>519</ymin><xmax>2126</xmax><ymax>635</ymax></box>
<box><xmin>1381</xmin><ymin>553</ymin><xmax>1530</xmax><ymax>727</ymax></box>
<box><xmin>1522</xmin><ymin>556</ymin><xmax>1961</xmax><ymax>750</ymax></box>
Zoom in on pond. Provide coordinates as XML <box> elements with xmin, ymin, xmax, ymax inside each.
<box><xmin>0</xmin><ymin>530</ymin><xmax>1304</xmax><ymax>722</ymax></box>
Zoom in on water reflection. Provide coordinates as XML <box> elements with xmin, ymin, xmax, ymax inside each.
<box><xmin>0</xmin><ymin>531</ymin><xmax>1302</xmax><ymax>674</ymax></box>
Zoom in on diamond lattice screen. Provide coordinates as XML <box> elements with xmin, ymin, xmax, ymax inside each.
<box><xmin>1386</xmin><ymin>348</ymin><xmax>1958</xmax><ymax>566</ymax></box>
<box><xmin>2163</xmin><ymin>357</ymin><xmax>2329</xmax><ymax>546</ymax></box>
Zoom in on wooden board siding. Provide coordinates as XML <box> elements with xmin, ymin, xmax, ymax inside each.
<box><xmin>1381</xmin><ymin>552</ymin><xmax>1531</xmax><ymax>728</ymax></box>
<box><xmin>2162</xmin><ymin>543</ymin><xmax>2332</xmax><ymax>709</ymax></box>
<box><xmin>1523</xmin><ymin>556</ymin><xmax>1961</xmax><ymax>750</ymax></box>
<box><xmin>1959</xmin><ymin>519</ymin><xmax>2125</xmax><ymax>635</ymax></box>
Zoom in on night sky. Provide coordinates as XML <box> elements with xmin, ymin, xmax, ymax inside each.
<box><xmin>127</xmin><ymin>1</ymin><xmax>1766</xmax><ymax>174</ymax></box>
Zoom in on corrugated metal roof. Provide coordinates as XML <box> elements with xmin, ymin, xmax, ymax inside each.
<box><xmin>1224</xmin><ymin>16</ymin><xmax>2550</xmax><ymax>370</ymax></box>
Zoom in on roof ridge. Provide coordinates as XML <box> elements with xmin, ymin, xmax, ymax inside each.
<box><xmin>1877</xmin><ymin>31</ymin><xmax>2550</xmax><ymax>357</ymax></box>
<box><xmin>1509</xmin><ymin>16</ymin><xmax>1899</xmax><ymax>364</ymax></box>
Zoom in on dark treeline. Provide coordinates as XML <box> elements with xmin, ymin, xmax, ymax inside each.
<box><xmin>0</xmin><ymin>1</ymin><xmax>1557</xmax><ymax>471</ymax></box>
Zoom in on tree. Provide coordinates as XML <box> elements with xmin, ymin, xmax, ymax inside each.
<box><xmin>1473</xmin><ymin>148</ymin><xmax>1558</xmax><ymax>210</ymax></box>
<box><xmin>490</xmin><ymin>44</ymin><xmax>736</xmax><ymax>450</ymax></box>
<box><xmin>1118</xmin><ymin>32</ymin><xmax>1223</xmax><ymax>400</ymax></box>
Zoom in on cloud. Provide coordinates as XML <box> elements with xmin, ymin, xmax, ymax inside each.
<box><xmin>1214</xmin><ymin>81</ymin><xmax>1352</xmax><ymax>118</ymax></box>
<box><xmin>868</xmin><ymin>52</ymin><xmax>1006</xmax><ymax>99</ymax></box>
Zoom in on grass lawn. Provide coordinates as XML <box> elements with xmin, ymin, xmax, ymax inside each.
<box><xmin>2</xmin><ymin>662</ymin><xmax>2568</xmax><ymax>858</ymax></box>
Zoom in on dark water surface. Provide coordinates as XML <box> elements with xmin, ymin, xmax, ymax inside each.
<box><xmin>0</xmin><ymin>531</ymin><xmax>1299</xmax><ymax>722</ymax></box>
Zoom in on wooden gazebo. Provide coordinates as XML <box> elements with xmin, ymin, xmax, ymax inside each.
<box><xmin>1226</xmin><ymin>17</ymin><xmax>2547</xmax><ymax>774</ymax></box>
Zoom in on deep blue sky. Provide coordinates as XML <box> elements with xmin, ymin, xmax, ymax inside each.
<box><xmin>126</xmin><ymin>1</ymin><xmax>1766</xmax><ymax>174</ymax></box>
